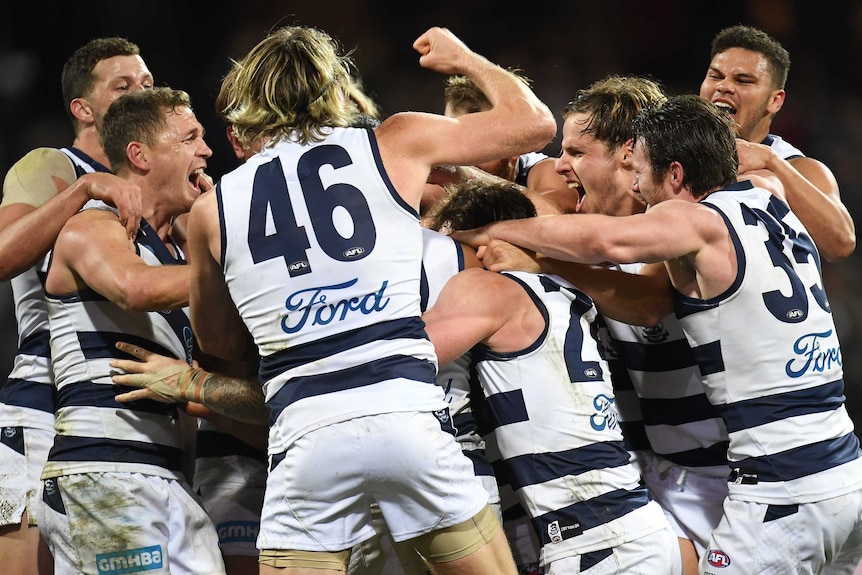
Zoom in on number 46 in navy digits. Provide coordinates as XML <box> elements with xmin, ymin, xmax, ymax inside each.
<box><xmin>247</xmin><ymin>146</ymin><xmax>377</xmax><ymax>277</ymax></box>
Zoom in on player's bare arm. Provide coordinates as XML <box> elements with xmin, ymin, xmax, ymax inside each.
<box><xmin>111</xmin><ymin>342</ymin><xmax>268</xmax><ymax>426</ymax></box>
<box><xmin>479</xmin><ymin>239</ymin><xmax>673</xmax><ymax>326</ymax></box>
<box><xmin>376</xmin><ymin>28</ymin><xmax>556</xmax><ymax>210</ymax></box>
<box><xmin>736</xmin><ymin>138</ymin><xmax>855</xmax><ymax>261</ymax></box>
<box><xmin>0</xmin><ymin>150</ymin><xmax>142</xmax><ymax>280</ymax></box>
<box><xmin>423</xmin><ymin>268</ymin><xmax>543</xmax><ymax>366</ymax></box>
<box><xmin>188</xmin><ymin>190</ymin><xmax>253</xmax><ymax>361</ymax></box>
<box><xmin>47</xmin><ymin>209</ymin><xmax>188</xmax><ymax>310</ymax></box>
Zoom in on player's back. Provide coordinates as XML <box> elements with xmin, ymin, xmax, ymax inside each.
<box><xmin>474</xmin><ymin>271</ymin><xmax>667</xmax><ymax>564</ymax></box>
<box><xmin>678</xmin><ymin>180</ymin><xmax>862</xmax><ymax>504</ymax></box>
<box><xmin>218</xmin><ymin>127</ymin><xmax>444</xmax><ymax>454</ymax></box>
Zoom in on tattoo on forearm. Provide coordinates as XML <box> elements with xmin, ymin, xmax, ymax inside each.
<box><xmin>202</xmin><ymin>372</ymin><xmax>269</xmax><ymax>425</ymax></box>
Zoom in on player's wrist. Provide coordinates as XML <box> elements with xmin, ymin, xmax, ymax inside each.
<box><xmin>177</xmin><ymin>367</ymin><xmax>208</xmax><ymax>403</ymax></box>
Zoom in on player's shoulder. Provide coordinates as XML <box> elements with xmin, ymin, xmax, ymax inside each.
<box><xmin>11</xmin><ymin>147</ymin><xmax>73</xmax><ymax>172</ymax></box>
<box><xmin>3</xmin><ymin>147</ymin><xmax>76</xmax><ymax>208</ymax></box>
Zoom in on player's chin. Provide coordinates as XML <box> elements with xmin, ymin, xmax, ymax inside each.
<box><xmin>178</xmin><ymin>187</ymin><xmax>200</xmax><ymax>212</ymax></box>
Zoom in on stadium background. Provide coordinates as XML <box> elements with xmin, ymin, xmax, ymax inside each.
<box><xmin>1</xmin><ymin>0</ymin><xmax>860</xmax><ymax>425</ymax></box>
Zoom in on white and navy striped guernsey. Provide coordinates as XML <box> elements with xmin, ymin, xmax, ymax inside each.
<box><xmin>514</xmin><ymin>152</ymin><xmax>549</xmax><ymax>187</ymax></box>
<box><xmin>0</xmin><ymin>148</ymin><xmax>111</xmax><ymax>434</ymax></box>
<box><xmin>473</xmin><ymin>271</ymin><xmax>667</xmax><ymax>565</ymax></box>
<box><xmin>216</xmin><ymin>128</ymin><xmax>444</xmax><ymax>457</ymax></box>
<box><xmin>43</xmin><ymin>215</ymin><xmax>194</xmax><ymax>480</ymax></box>
<box><xmin>602</xmin><ymin>269</ymin><xmax>729</xmax><ymax>478</ymax></box>
<box><xmin>763</xmin><ymin>133</ymin><xmax>804</xmax><ymax>160</ymax></box>
<box><xmin>601</xmin><ymin>134</ymin><xmax>809</xmax><ymax>477</ymax></box>
<box><xmin>676</xmin><ymin>180</ymin><xmax>862</xmax><ymax>504</ymax></box>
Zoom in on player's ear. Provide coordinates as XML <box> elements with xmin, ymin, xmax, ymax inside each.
<box><xmin>226</xmin><ymin>126</ymin><xmax>245</xmax><ymax>161</ymax></box>
<box><xmin>767</xmin><ymin>89</ymin><xmax>785</xmax><ymax>115</ymax></box>
<box><xmin>126</xmin><ymin>141</ymin><xmax>148</xmax><ymax>171</ymax></box>
<box><xmin>619</xmin><ymin>139</ymin><xmax>635</xmax><ymax>167</ymax></box>
<box><xmin>70</xmin><ymin>98</ymin><xmax>93</xmax><ymax>123</ymax></box>
<box><xmin>668</xmin><ymin>161</ymin><xmax>686</xmax><ymax>192</ymax></box>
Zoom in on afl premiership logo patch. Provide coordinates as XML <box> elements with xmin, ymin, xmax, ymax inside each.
<box><xmin>707</xmin><ymin>550</ymin><xmax>731</xmax><ymax>568</ymax></box>
<box><xmin>343</xmin><ymin>246</ymin><xmax>365</xmax><ymax>258</ymax></box>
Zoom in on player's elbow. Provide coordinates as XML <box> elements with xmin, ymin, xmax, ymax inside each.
<box><xmin>821</xmin><ymin>230</ymin><xmax>856</xmax><ymax>262</ymax></box>
<box><xmin>584</xmin><ymin>235</ymin><xmax>635</xmax><ymax>266</ymax></box>
<box><xmin>527</xmin><ymin>112</ymin><xmax>557</xmax><ymax>151</ymax></box>
<box><xmin>0</xmin><ymin>244</ymin><xmax>40</xmax><ymax>282</ymax></box>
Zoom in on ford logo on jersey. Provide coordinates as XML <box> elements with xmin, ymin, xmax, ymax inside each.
<box><xmin>590</xmin><ymin>393</ymin><xmax>619</xmax><ymax>431</ymax></box>
<box><xmin>281</xmin><ymin>279</ymin><xmax>390</xmax><ymax>333</ymax></box>
<box><xmin>707</xmin><ymin>550</ymin><xmax>731</xmax><ymax>568</ymax></box>
<box><xmin>785</xmin><ymin>330</ymin><xmax>842</xmax><ymax>378</ymax></box>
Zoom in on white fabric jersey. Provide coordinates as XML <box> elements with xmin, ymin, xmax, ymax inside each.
<box><xmin>676</xmin><ymin>180</ymin><xmax>862</xmax><ymax>504</ymax></box>
<box><xmin>515</xmin><ymin>152</ymin><xmax>549</xmax><ymax>187</ymax></box>
<box><xmin>602</xmin><ymin>264</ymin><xmax>729</xmax><ymax>478</ymax></box>
<box><xmin>473</xmin><ymin>271</ymin><xmax>668</xmax><ymax>566</ymax></box>
<box><xmin>762</xmin><ymin>133</ymin><xmax>804</xmax><ymax>160</ymax></box>
<box><xmin>0</xmin><ymin>148</ymin><xmax>110</xmax><ymax>432</ymax></box>
<box><xmin>217</xmin><ymin>128</ymin><xmax>444</xmax><ymax>455</ymax></box>
<box><xmin>43</xmin><ymin>216</ymin><xmax>194</xmax><ymax>480</ymax></box>
<box><xmin>420</xmin><ymin>228</ymin><xmax>496</xmax><ymax>487</ymax></box>
<box><xmin>420</xmin><ymin>229</ymin><xmax>470</xmax><ymax>414</ymax></box>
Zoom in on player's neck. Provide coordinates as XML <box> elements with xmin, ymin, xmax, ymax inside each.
<box><xmin>742</xmin><ymin>121</ymin><xmax>772</xmax><ymax>146</ymax></box>
<box><xmin>72</xmin><ymin>130</ymin><xmax>111</xmax><ymax>169</ymax></box>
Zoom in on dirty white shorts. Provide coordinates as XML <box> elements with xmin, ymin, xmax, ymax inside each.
<box><xmin>39</xmin><ymin>471</ymin><xmax>225</xmax><ymax>575</ymax></box>
<box><xmin>0</xmin><ymin>425</ymin><xmax>53</xmax><ymax>526</ymax></box>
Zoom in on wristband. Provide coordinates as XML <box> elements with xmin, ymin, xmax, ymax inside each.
<box><xmin>177</xmin><ymin>367</ymin><xmax>208</xmax><ymax>403</ymax></box>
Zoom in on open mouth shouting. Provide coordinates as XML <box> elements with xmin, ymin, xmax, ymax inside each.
<box><xmin>568</xmin><ymin>180</ymin><xmax>586</xmax><ymax>213</ymax></box>
<box><xmin>188</xmin><ymin>168</ymin><xmax>211</xmax><ymax>195</ymax></box>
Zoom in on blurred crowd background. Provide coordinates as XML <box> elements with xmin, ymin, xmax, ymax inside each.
<box><xmin>2</xmin><ymin>0</ymin><xmax>861</xmax><ymax>423</ymax></box>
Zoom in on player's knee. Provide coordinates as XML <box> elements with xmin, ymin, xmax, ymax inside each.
<box><xmin>410</xmin><ymin>504</ymin><xmax>500</xmax><ymax>563</ymax></box>
<box><xmin>259</xmin><ymin>548</ymin><xmax>351</xmax><ymax>571</ymax></box>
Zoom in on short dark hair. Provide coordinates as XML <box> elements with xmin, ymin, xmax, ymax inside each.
<box><xmin>61</xmin><ymin>37</ymin><xmax>142</xmax><ymax>127</ymax></box>
<box><xmin>427</xmin><ymin>179</ymin><xmax>537</xmax><ymax>232</ymax></box>
<box><xmin>710</xmin><ymin>25</ymin><xmax>790</xmax><ymax>90</ymax></box>
<box><xmin>632</xmin><ymin>95</ymin><xmax>738</xmax><ymax>198</ymax></box>
<box><xmin>101</xmin><ymin>87</ymin><xmax>192</xmax><ymax>173</ymax></box>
